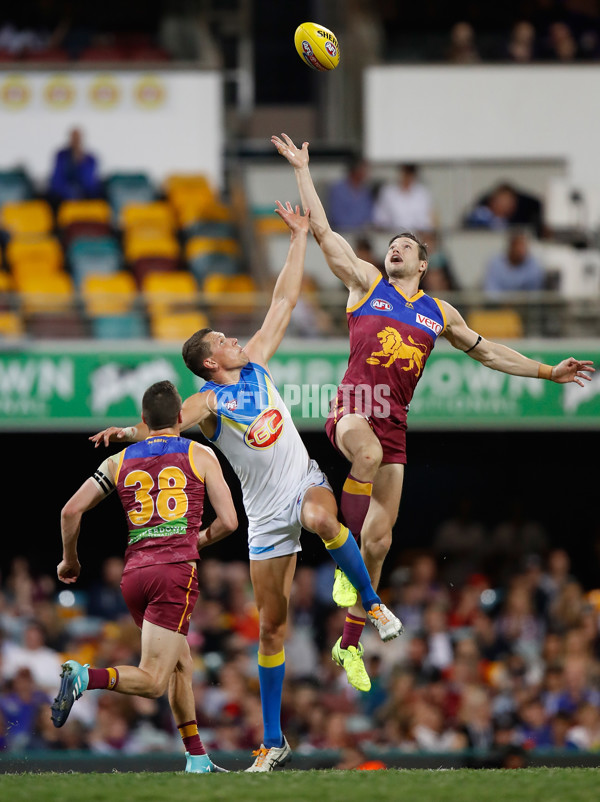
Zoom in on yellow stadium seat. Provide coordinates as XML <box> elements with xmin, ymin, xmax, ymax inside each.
<box><xmin>0</xmin><ymin>270</ymin><xmax>13</xmax><ymax>294</ymax></box>
<box><xmin>124</xmin><ymin>232</ymin><xmax>180</xmax><ymax>264</ymax></box>
<box><xmin>255</xmin><ymin>215</ymin><xmax>292</xmax><ymax>236</ymax></box>
<box><xmin>164</xmin><ymin>173</ymin><xmax>212</xmax><ymax>195</ymax></box>
<box><xmin>466</xmin><ymin>308</ymin><xmax>524</xmax><ymax>340</ymax></box>
<box><xmin>120</xmin><ymin>201</ymin><xmax>175</xmax><ymax>234</ymax></box>
<box><xmin>0</xmin><ymin>311</ymin><xmax>24</xmax><ymax>339</ymax></box>
<box><xmin>81</xmin><ymin>272</ymin><xmax>138</xmax><ymax>316</ymax></box>
<box><xmin>141</xmin><ymin>270</ymin><xmax>198</xmax><ymax>313</ymax></box>
<box><xmin>185</xmin><ymin>236</ymin><xmax>240</xmax><ymax>261</ymax></box>
<box><xmin>202</xmin><ymin>273</ymin><xmax>257</xmax><ymax>313</ymax></box>
<box><xmin>150</xmin><ymin>310</ymin><xmax>209</xmax><ymax>341</ymax></box>
<box><xmin>7</xmin><ymin>236</ymin><xmax>63</xmax><ymax>273</ymax></box>
<box><xmin>16</xmin><ymin>272</ymin><xmax>75</xmax><ymax>314</ymax></box>
<box><xmin>202</xmin><ymin>273</ymin><xmax>231</xmax><ymax>296</ymax></box>
<box><xmin>57</xmin><ymin>199</ymin><xmax>112</xmax><ymax>228</ymax></box>
<box><xmin>1</xmin><ymin>200</ymin><xmax>54</xmax><ymax>237</ymax></box>
<box><xmin>0</xmin><ymin>271</ymin><xmax>14</xmax><ymax>311</ymax></box>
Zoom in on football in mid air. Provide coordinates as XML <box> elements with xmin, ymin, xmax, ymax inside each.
<box><xmin>294</xmin><ymin>22</ymin><xmax>340</xmax><ymax>71</ymax></box>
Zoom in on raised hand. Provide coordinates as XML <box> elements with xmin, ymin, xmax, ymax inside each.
<box><xmin>271</xmin><ymin>133</ymin><xmax>309</xmax><ymax>169</ymax></box>
<box><xmin>274</xmin><ymin>200</ymin><xmax>310</xmax><ymax>234</ymax></box>
<box><xmin>552</xmin><ymin>358</ymin><xmax>595</xmax><ymax>386</ymax></box>
<box><xmin>89</xmin><ymin>426</ymin><xmax>130</xmax><ymax>448</ymax></box>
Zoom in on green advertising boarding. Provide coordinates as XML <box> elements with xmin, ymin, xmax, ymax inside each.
<box><xmin>0</xmin><ymin>340</ymin><xmax>598</xmax><ymax>430</ymax></box>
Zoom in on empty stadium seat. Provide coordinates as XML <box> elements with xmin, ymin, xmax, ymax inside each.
<box><xmin>68</xmin><ymin>237</ymin><xmax>121</xmax><ymax>286</ymax></box>
<box><xmin>57</xmin><ymin>199</ymin><xmax>112</xmax><ymax>229</ymax></box>
<box><xmin>26</xmin><ymin>310</ymin><xmax>89</xmax><ymax>339</ymax></box>
<box><xmin>6</xmin><ymin>236</ymin><xmax>63</xmax><ymax>274</ymax></box>
<box><xmin>124</xmin><ymin>232</ymin><xmax>179</xmax><ymax>264</ymax></box>
<box><xmin>1</xmin><ymin>200</ymin><xmax>54</xmax><ymax>237</ymax></box>
<box><xmin>141</xmin><ymin>270</ymin><xmax>198</xmax><ymax>314</ymax></box>
<box><xmin>0</xmin><ymin>310</ymin><xmax>24</xmax><ymax>339</ymax></box>
<box><xmin>81</xmin><ymin>272</ymin><xmax>137</xmax><ymax>316</ymax></box>
<box><xmin>92</xmin><ymin>313</ymin><xmax>148</xmax><ymax>339</ymax></box>
<box><xmin>16</xmin><ymin>272</ymin><xmax>75</xmax><ymax>314</ymax></box>
<box><xmin>466</xmin><ymin>308</ymin><xmax>524</xmax><ymax>340</ymax></box>
<box><xmin>131</xmin><ymin>257</ymin><xmax>179</xmax><ymax>285</ymax></box>
<box><xmin>0</xmin><ymin>169</ymin><xmax>32</xmax><ymax>207</ymax></box>
<box><xmin>0</xmin><ymin>270</ymin><xmax>13</xmax><ymax>310</ymax></box>
<box><xmin>120</xmin><ymin>201</ymin><xmax>175</xmax><ymax>235</ymax></box>
<box><xmin>106</xmin><ymin>173</ymin><xmax>155</xmax><ymax>218</ymax></box>
<box><xmin>186</xmin><ymin>236</ymin><xmax>240</xmax><ymax>282</ymax></box>
<box><xmin>150</xmin><ymin>310</ymin><xmax>209</xmax><ymax>341</ymax></box>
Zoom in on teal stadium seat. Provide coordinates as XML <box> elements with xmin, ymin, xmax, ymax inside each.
<box><xmin>188</xmin><ymin>251</ymin><xmax>240</xmax><ymax>283</ymax></box>
<box><xmin>182</xmin><ymin>220</ymin><xmax>238</xmax><ymax>239</ymax></box>
<box><xmin>92</xmin><ymin>313</ymin><xmax>148</xmax><ymax>339</ymax></box>
<box><xmin>0</xmin><ymin>169</ymin><xmax>32</xmax><ymax>208</ymax></box>
<box><xmin>68</xmin><ymin>237</ymin><xmax>121</xmax><ymax>286</ymax></box>
<box><xmin>106</xmin><ymin>173</ymin><xmax>155</xmax><ymax>219</ymax></box>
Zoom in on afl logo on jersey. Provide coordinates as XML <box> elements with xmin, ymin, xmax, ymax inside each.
<box><xmin>370</xmin><ymin>298</ymin><xmax>393</xmax><ymax>312</ymax></box>
<box><xmin>245</xmin><ymin>408</ymin><xmax>284</xmax><ymax>450</ymax></box>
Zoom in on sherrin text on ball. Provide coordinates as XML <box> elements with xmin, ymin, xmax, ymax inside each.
<box><xmin>294</xmin><ymin>22</ymin><xmax>340</xmax><ymax>71</ymax></box>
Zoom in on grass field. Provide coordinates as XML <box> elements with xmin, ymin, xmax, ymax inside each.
<box><xmin>0</xmin><ymin>767</ymin><xmax>599</xmax><ymax>802</ymax></box>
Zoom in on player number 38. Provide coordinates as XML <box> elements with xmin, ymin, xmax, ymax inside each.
<box><xmin>124</xmin><ymin>466</ymin><xmax>189</xmax><ymax>526</ymax></box>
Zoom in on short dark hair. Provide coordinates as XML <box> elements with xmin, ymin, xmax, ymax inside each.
<box><xmin>182</xmin><ymin>328</ymin><xmax>214</xmax><ymax>380</ymax></box>
<box><xmin>388</xmin><ymin>232</ymin><xmax>428</xmax><ymax>262</ymax></box>
<box><xmin>142</xmin><ymin>380</ymin><xmax>182</xmax><ymax>430</ymax></box>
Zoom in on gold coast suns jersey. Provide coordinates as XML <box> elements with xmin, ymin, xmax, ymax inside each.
<box><xmin>200</xmin><ymin>362</ymin><xmax>312</xmax><ymax>527</ymax></box>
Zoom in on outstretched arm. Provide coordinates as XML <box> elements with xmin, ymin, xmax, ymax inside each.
<box><xmin>58</xmin><ymin>456</ymin><xmax>118</xmax><ymax>583</ymax></box>
<box><xmin>271</xmin><ymin>133</ymin><xmax>379</xmax><ymax>293</ymax></box>
<box><xmin>441</xmin><ymin>300</ymin><xmax>595</xmax><ymax>383</ymax></box>
<box><xmin>244</xmin><ymin>201</ymin><xmax>309</xmax><ymax>364</ymax></box>
<box><xmin>195</xmin><ymin>445</ymin><xmax>238</xmax><ymax>550</ymax></box>
<box><xmin>89</xmin><ymin>392</ymin><xmax>217</xmax><ymax>448</ymax></box>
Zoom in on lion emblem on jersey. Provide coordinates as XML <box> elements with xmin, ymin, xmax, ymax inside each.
<box><xmin>366</xmin><ymin>326</ymin><xmax>428</xmax><ymax>374</ymax></box>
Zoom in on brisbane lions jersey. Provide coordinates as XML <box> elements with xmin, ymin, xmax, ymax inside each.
<box><xmin>200</xmin><ymin>362</ymin><xmax>312</xmax><ymax>527</ymax></box>
<box><xmin>341</xmin><ymin>274</ymin><xmax>446</xmax><ymax>421</ymax></box>
<box><xmin>115</xmin><ymin>435</ymin><xmax>205</xmax><ymax>571</ymax></box>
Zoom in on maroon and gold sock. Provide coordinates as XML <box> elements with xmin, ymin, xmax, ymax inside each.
<box><xmin>87</xmin><ymin>667</ymin><xmax>119</xmax><ymax>691</ymax></box>
<box><xmin>340</xmin><ymin>614</ymin><xmax>366</xmax><ymax>650</ymax></box>
<box><xmin>178</xmin><ymin>720</ymin><xmax>207</xmax><ymax>755</ymax></box>
<box><xmin>340</xmin><ymin>473</ymin><xmax>373</xmax><ymax>538</ymax></box>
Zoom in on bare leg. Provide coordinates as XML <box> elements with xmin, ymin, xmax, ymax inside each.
<box><xmin>114</xmin><ymin>620</ymin><xmax>186</xmax><ymax>698</ymax></box>
<box><xmin>168</xmin><ymin>639</ymin><xmax>196</xmax><ymax>724</ymax></box>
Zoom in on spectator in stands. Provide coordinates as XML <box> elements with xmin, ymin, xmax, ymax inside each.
<box><xmin>2</xmin><ymin>621</ymin><xmax>62</xmax><ymax>697</ymax></box>
<box><xmin>354</xmin><ymin>236</ymin><xmax>385</xmax><ymax>274</ymax></box>
<box><xmin>373</xmin><ymin>163</ymin><xmax>434</xmax><ymax>234</ymax></box>
<box><xmin>48</xmin><ymin>127</ymin><xmax>102</xmax><ymax>205</ymax></box>
<box><xmin>544</xmin><ymin>21</ymin><xmax>580</xmax><ymax>62</ymax></box>
<box><xmin>566</xmin><ymin>702</ymin><xmax>600</xmax><ymax>749</ymax></box>
<box><xmin>86</xmin><ymin>556</ymin><xmax>130</xmax><ymax>621</ymax></box>
<box><xmin>464</xmin><ymin>182</ymin><xmax>543</xmax><ymax>235</ymax></box>
<box><xmin>445</xmin><ymin>22</ymin><xmax>481</xmax><ymax>64</ymax></box>
<box><xmin>0</xmin><ymin>666</ymin><xmax>49</xmax><ymax>750</ymax></box>
<box><xmin>505</xmin><ymin>20</ymin><xmax>537</xmax><ymax>62</ymax></box>
<box><xmin>516</xmin><ymin>697</ymin><xmax>554</xmax><ymax>749</ymax></box>
<box><xmin>288</xmin><ymin>276</ymin><xmax>336</xmax><ymax>338</ymax></box>
<box><xmin>420</xmin><ymin>231</ymin><xmax>460</xmax><ymax>293</ymax></box>
<box><xmin>328</xmin><ymin>157</ymin><xmax>374</xmax><ymax>231</ymax></box>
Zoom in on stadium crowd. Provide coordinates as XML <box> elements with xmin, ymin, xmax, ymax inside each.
<box><xmin>1</xmin><ymin>538</ymin><xmax>600</xmax><ymax>762</ymax></box>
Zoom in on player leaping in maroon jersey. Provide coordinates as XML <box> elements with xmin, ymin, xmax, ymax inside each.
<box><xmin>273</xmin><ymin>132</ymin><xmax>595</xmax><ymax>692</ymax></box>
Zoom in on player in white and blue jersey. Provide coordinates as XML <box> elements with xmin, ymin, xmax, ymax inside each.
<box><xmin>92</xmin><ymin>201</ymin><xmax>402</xmax><ymax>772</ymax></box>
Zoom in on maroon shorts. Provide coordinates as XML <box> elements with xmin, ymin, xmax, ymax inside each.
<box><xmin>120</xmin><ymin>562</ymin><xmax>199</xmax><ymax>636</ymax></box>
<box><xmin>325</xmin><ymin>388</ymin><xmax>408</xmax><ymax>465</ymax></box>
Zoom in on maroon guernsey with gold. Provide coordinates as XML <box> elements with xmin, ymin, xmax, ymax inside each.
<box><xmin>325</xmin><ymin>273</ymin><xmax>446</xmax><ymax>464</ymax></box>
<box><xmin>115</xmin><ymin>435</ymin><xmax>205</xmax><ymax>571</ymax></box>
